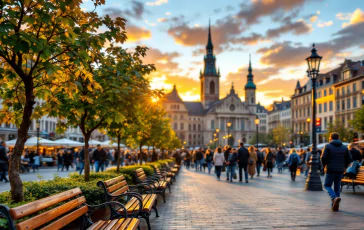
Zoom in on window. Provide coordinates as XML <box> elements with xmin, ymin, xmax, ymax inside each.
<box><xmin>299</xmin><ymin>109</ymin><xmax>302</xmax><ymax>117</ymax></box>
<box><xmin>341</xmin><ymin>100</ymin><xmax>345</xmax><ymax>110</ymax></box>
<box><xmin>180</xmin><ymin>115</ymin><xmax>184</xmax><ymax>120</ymax></box>
<box><xmin>347</xmin><ymin>85</ymin><xmax>350</xmax><ymax>94</ymax></box>
<box><xmin>336</xmin><ymin>101</ymin><xmax>340</xmax><ymax>111</ymax></box>
<box><xmin>189</xmin><ymin>124</ymin><xmax>191</xmax><ymax>131</ymax></box>
<box><xmin>180</xmin><ymin>123</ymin><xmax>184</xmax><ymax>130</ymax></box>
<box><xmin>211</xmin><ymin>120</ymin><xmax>215</xmax><ymax>130</ymax></box>
<box><xmin>324</xmin><ymin>117</ymin><xmax>327</xmax><ymax>129</ymax></box>
<box><xmin>324</xmin><ymin>90</ymin><xmax>327</xmax><ymax>97</ymax></box>
<box><xmin>347</xmin><ymin>98</ymin><xmax>351</xmax><ymax>109</ymax></box>
<box><xmin>296</xmin><ymin>111</ymin><xmax>298</xmax><ymax>118</ymax></box>
<box><xmin>45</xmin><ymin>121</ymin><xmax>49</xmax><ymax>131</ymax></box>
<box><xmin>198</xmin><ymin>124</ymin><xmax>201</xmax><ymax>131</ymax></box>
<box><xmin>308</xmin><ymin>108</ymin><xmax>310</xmax><ymax>116</ymax></box>
<box><xmin>354</xmin><ymin>96</ymin><xmax>357</xmax><ymax>108</ymax></box>
<box><xmin>336</xmin><ymin>89</ymin><xmax>340</xmax><ymax>97</ymax></box>
<box><xmin>174</xmin><ymin>115</ymin><xmax>178</xmax><ymax>120</ymax></box>
<box><xmin>353</xmin><ymin>83</ymin><xmax>357</xmax><ymax>92</ymax></box>
<box><xmin>343</xmin><ymin>70</ymin><xmax>350</xmax><ymax>80</ymax></box>
<box><xmin>319</xmin><ymin>104</ymin><xmax>322</xmax><ymax>113</ymax></box>
<box><xmin>329</xmin><ymin>116</ymin><xmax>333</xmax><ymax>125</ymax></box>
<box><xmin>303</xmin><ymin>108</ymin><xmax>306</xmax><ymax>117</ymax></box>
<box><xmin>193</xmin><ymin>124</ymin><xmax>196</xmax><ymax>131</ymax></box>
<box><xmin>324</xmin><ymin>102</ymin><xmax>327</xmax><ymax>112</ymax></box>
<box><xmin>241</xmin><ymin>120</ymin><xmax>245</xmax><ymax>131</ymax></box>
<box><xmin>318</xmin><ymin>91</ymin><xmax>321</xmax><ymax>98</ymax></box>
<box><xmin>209</xmin><ymin>81</ymin><xmax>215</xmax><ymax>94</ymax></box>
<box><xmin>329</xmin><ymin>101</ymin><xmax>333</xmax><ymax>111</ymax></box>
<box><xmin>329</xmin><ymin>88</ymin><xmax>333</xmax><ymax>95</ymax></box>
<box><xmin>173</xmin><ymin>123</ymin><xmax>177</xmax><ymax>130</ymax></box>
<box><xmin>342</xmin><ymin>87</ymin><xmax>345</xmax><ymax>95</ymax></box>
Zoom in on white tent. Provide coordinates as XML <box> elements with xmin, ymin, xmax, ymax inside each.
<box><xmin>87</xmin><ymin>139</ymin><xmax>103</xmax><ymax>147</ymax></box>
<box><xmin>53</xmin><ymin>138</ymin><xmax>83</xmax><ymax>147</ymax></box>
<box><xmin>100</xmin><ymin>140</ymin><xmax>125</xmax><ymax>148</ymax></box>
<box><xmin>6</xmin><ymin>137</ymin><xmax>55</xmax><ymax>147</ymax></box>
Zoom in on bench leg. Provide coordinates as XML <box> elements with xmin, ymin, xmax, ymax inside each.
<box><xmin>152</xmin><ymin>200</ymin><xmax>159</xmax><ymax>218</ymax></box>
<box><xmin>141</xmin><ymin>212</ymin><xmax>151</xmax><ymax>230</ymax></box>
<box><xmin>168</xmin><ymin>183</ymin><xmax>171</xmax><ymax>193</ymax></box>
<box><xmin>340</xmin><ymin>183</ymin><xmax>343</xmax><ymax>192</ymax></box>
<box><xmin>353</xmin><ymin>183</ymin><xmax>356</xmax><ymax>193</ymax></box>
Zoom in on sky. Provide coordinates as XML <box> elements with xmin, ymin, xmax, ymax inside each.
<box><xmin>82</xmin><ymin>0</ymin><xmax>364</xmax><ymax>106</ymax></box>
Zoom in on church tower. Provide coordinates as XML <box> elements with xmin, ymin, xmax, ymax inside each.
<box><xmin>245</xmin><ymin>55</ymin><xmax>256</xmax><ymax>108</ymax></box>
<box><xmin>200</xmin><ymin>21</ymin><xmax>220</xmax><ymax>109</ymax></box>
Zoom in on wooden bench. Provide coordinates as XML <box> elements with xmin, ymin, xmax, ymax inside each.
<box><xmin>162</xmin><ymin>162</ymin><xmax>178</xmax><ymax>175</ymax></box>
<box><xmin>341</xmin><ymin>166</ymin><xmax>364</xmax><ymax>193</ymax></box>
<box><xmin>0</xmin><ymin>188</ymin><xmax>139</xmax><ymax>230</ymax></box>
<box><xmin>133</xmin><ymin>168</ymin><xmax>168</xmax><ymax>203</ymax></box>
<box><xmin>97</xmin><ymin>175</ymin><xmax>159</xmax><ymax>230</ymax></box>
<box><xmin>152</xmin><ymin>165</ymin><xmax>175</xmax><ymax>183</ymax></box>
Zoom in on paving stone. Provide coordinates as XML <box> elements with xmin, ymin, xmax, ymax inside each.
<box><xmin>139</xmin><ymin>168</ymin><xmax>364</xmax><ymax>229</ymax></box>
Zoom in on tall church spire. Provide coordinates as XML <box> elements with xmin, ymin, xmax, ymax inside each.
<box><xmin>245</xmin><ymin>54</ymin><xmax>256</xmax><ymax>89</ymax></box>
<box><xmin>206</xmin><ymin>19</ymin><xmax>213</xmax><ymax>51</ymax></box>
<box><xmin>202</xmin><ymin>20</ymin><xmax>218</xmax><ymax>76</ymax></box>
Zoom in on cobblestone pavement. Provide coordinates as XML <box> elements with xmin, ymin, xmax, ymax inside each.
<box><xmin>140</xmin><ymin>167</ymin><xmax>364</xmax><ymax>230</ymax></box>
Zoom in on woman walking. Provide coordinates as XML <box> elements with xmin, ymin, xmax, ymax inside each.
<box><xmin>248</xmin><ymin>146</ymin><xmax>257</xmax><ymax>179</ymax></box>
<box><xmin>205</xmin><ymin>150</ymin><xmax>213</xmax><ymax>174</ymax></box>
<box><xmin>57</xmin><ymin>150</ymin><xmax>64</xmax><ymax>171</ymax></box>
<box><xmin>227</xmin><ymin>148</ymin><xmax>238</xmax><ymax>182</ymax></box>
<box><xmin>213</xmin><ymin>147</ymin><xmax>225</xmax><ymax>180</ymax></box>
<box><xmin>288</xmin><ymin>148</ymin><xmax>301</xmax><ymax>181</ymax></box>
<box><xmin>265</xmin><ymin>148</ymin><xmax>274</xmax><ymax>178</ymax></box>
<box><xmin>63</xmin><ymin>150</ymin><xmax>73</xmax><ymax>171</ymax></box>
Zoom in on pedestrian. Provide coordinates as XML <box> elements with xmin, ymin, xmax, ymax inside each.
<box><xmin>78</xmin><ymin>147</ymin><xmax>85</xmax><ymax>175</ymax></box>
<box><xmin>287</xmin><ymin>148</ymin><xmax>301</xmax><ymax>181</ymax></box>
<box><xmin>237</xmin><ymin>142</ymin><xmax>249</xmax><ymax>183</ymax></box>
<box><xmin>348</xmin><ymin>143</ymin><xmax>361</xmax><ymax>162</ymax></box>
<box><xmin>56</xmin><ymin>150</ymin><xmax>64</xmax><ymax>172</ymax></box>
<box><xmin>276</xmin><ymin>147</ymin><xmax>286</xmax><ymax>173</ymax></box>
<box><xmin>213</xmin><ymin>147</ymin><xmax>224</xmax><ymax>180</ymax></box>
<box><xmin>265</xmin><ymin>148</ymin><xmax>274</xmax><ymax>178</ymax></box>
<box><xmin>256</xmin><ymin>148</ymin><xmax>263</xmax><ymax>177</ymax></box>
<box><xmin>63</xmin><ymin>150</ymin><xmax>73</xmax><ymax>171</ymax></box>
<box><xmin>105</xmin><ymin>149</ymin><xmax>114</xmax><ymax>168</ymax></box>
<box><xmin>205</xmin><ymin>150</ymin><xmax>213</xmax><ymax>174</ymax></box>
<box><xmin>248</xmin><ymin>146</ymin><xmax>257</xmax><ymax>179</ymax></box>
<box><xmin>195</xmin><ymin>149</ymin><xmax>203</xmax><ymax>171</ymax></box>
<box><xmin>224</xmin><ymin>146</ymin><xmax>231</xmax><ymax>181</ymax></box>
<box><xmin>185</xmin><ymin>151</ymin><xmax>191</xmax><ymax>169</ymax></box>
<box><xmin>300</xmin><ymin>149</ymin><xmax>307</xmax><ymax>174</ymax></box>
<box><xmin>32</xmin><ymin>152</ymin><xmax>41</xmax><ymax>172</ymax></box>
<box><xmin>226</xmin><ymin>147</ymin><xmax>237</xmax><ymax>182</ymax></box>
<box><xmin>92</xmin><ymin>144</ymin><xmax>107</xmax><ymax>172</ymax></box>
<box><xmin>321</xmin><ymin>132</ymin><xmax>352</xmax><ymax>211</ymax></box>
<box><xmin>0</xmin><ymin>141</ymin><xmax>9</xmax><ymax>183</ymax></box>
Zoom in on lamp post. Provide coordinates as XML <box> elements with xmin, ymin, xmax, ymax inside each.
<box><xmin>307</xmin><ymin>118</ymin><xmax>312</xmax><ymax>145</ymax></box>
<box><xmin>36</xmin><ymin>120</ymin><xmax>40</xmax><ymax>155</ymax></box>
<box><xmin>305</xmin><ymin>44</ymin><xmax>323</xmax><ymax>191</ymax></box>
<box><xmin>215</xmin><ymin>128</ymin><xmax>220</xmax><ymax>146</ymax></box>
<box><xmin>254</xmin><ymin>116</ymin><xmax>260</xmax><ymax>148</ymax></box>
<box><xmin>226</xmin><ymin>121</ymin><xmax>232</xmax><ymax>146</ymax></box>
<box><xmin>300</xmin><ymin>131</ymin><xmax>303</xmax><ymax>147</ymax></box>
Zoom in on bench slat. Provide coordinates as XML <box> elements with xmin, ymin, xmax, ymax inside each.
<box><xmin>40</xmin><ymin>205</ymin><xmax>89</xmax><ymax>230</ymax></box>
<box><xmin>111</xmin><ymin>185</ymin><xmax>129</xmax><ymax>197</ymax></box>
<box><xmin>103</xmin><ymin>219</ymin><xmax>120</xmax><ymax>230</ymax></box>
<box><xmin>16</xmin><ymin>196</ymin><xmax>86</xmax><ymax>230</ymax></box>
<box><xmin>135</xmin><ymin>168</ymin><xmax>144</xmax><ymax>173</ymax></box>
<box><xmin>88</xmin><ymin>220</ymin><xmax>105</xmax><ymax>230</ymax></box>
<box><xmin>125</xmin><ymin>218</ymin><xmax>139</xmax><ymax>230</ymax></box>
<box><xmin>104</xmin><ymin>175</ymin><xmax>125</xmax><ymax>187</ymax></box>
<box><xmin>107</xmin><ymin>180</ymin><xmax>128</xmax><ymax>193</ymax></box>
<box><xmin>10</xmin><ymin>188</ymin><xmax>82</xmax><ymax>220</ymax></box>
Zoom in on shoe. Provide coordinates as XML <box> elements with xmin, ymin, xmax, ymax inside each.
<box><xmin>239</xmin><ymin>180</ymin><xmax>242</xmax><ymax>182</ymax></box>
<box><xmin>246</xmin><ymin>180</ymin><xmax>248</xmax><ymax>183</ymax></box>
<box><xmin>226</xmin><ymin>178</ymin><xmax>229</xmax><ymax>181</ymax></box>
<box><xmin>332</xmin><ymin>197</ymin><xmax>341</xmax><ymax>211</ymax></box>
<box><xmin>230</xmin><ymin>180</ymin><xmax>233</xmax><ymax>182</ymax></box>
<box><xmin>257</xmin><ymin>174</ymin><xmax>260</xmax><ymax>177</ymax></box>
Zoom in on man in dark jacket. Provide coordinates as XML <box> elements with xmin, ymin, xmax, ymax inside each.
<box><xmin>237</xmin><ymin>142</ymin><xmax>249</xmax><ymax>183</ymax></box>
<box><xmin>348</xmin><ymin>143</ymin><xmax>361</xmax><ymax>162</ymax></box>
<box><xmin>0</xmin><ymin>141</ymin><xmax>9</xmax><ymax>183</ymax></box>
<box><xmin>92</xmin><ymin>144</ymin><xmax>107</xmax><ymax>172</ymax></box>
<box><xmin>78</xmin><ymin>147</ymin><xmax>85</xmax><ymax>175</ymax></box>
<box><xmin>321</xmin><ymin>132</ymin><xmax>352</xmax><ymax>212</ymax></box>
<box><xmin>195</xmin><ymin>149</ymin><xmax>203</xmax><ymax>171</ymax></box>
<box><xmin>276</xmin><ymin>147</ymin><xmax>286</xmax><ymax>173</ymax></box>
<box><xmin>224</xmin><ymin>146</ymin><xmax>232</xmax><ymax>181</ymax></box>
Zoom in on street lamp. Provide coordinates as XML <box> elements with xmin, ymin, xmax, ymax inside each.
<box><xmin>215</xmin><ymin>128</ymin><xmax>220</xmax><ymax>146</ymax></box>
<box><xmin>226</xmin><ymin>121</ymin><xmax>232</xmax><ymax>146</ymax></box>
<box><xmin>305</xmin><ymin>43</ymin><xmax>323</xmax><ymax>191</ymax></box>
<box><xmin>300</xmin><ymin>131</ymin><xmax>303</xmax><ymax>147</ymax></box>
<box><xmin>254</xmin><ymin>116</ymin><xmax>260</xmax><ymax>148</ymax></box>
<box><xmin>36</xmin><ymin>120</ymin><xmax>40</xmax><ymax>155</ymax></box>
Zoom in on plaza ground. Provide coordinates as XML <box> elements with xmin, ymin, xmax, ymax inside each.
<box><xmin>1</xmin><ymin>167</ymin><xmax>364</xmax><ymax>229</ymax></box>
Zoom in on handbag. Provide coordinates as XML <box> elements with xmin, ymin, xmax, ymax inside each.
<box><xmin>249</xmin><ymin>159</ymin><xmax>254</xmax><ymax>165</ymax></box>
<box><xmin>263</xmin><ymin>163</ymin><xmax>267</xmax><ymax>171</ymax></box>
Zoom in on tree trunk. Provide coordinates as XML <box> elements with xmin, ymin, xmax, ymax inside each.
<box><xmin>116</xmin><ymin>134</ymin><xmax>121</xmax><ymax>172</ymax></box>
<box><xmin>139</xmin><ymin>144</ymin><xmax>143</xmax><ymax>165</ymax></box>
<box><xmin>10</xmin><ymin>79</ymin><xmax>35</xmax><ymax>202</ymax></box>
<box><xmin>84</xmin><ymin>134</ymin><xmax>91</xmax><ymax>182</ymax></box>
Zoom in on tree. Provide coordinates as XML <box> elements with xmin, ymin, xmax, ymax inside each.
<box><xmin>0</xmin><ymin>0</ymin><xmax>104</xmax><ymax>202</ymax></box>
<box><xmin>248</xmin><ymin>133</ymin><xmax>269</xmax><ymax>145</ymax></box>
<box><xmin>272</xmin><ymin>125</ymin><xmax>290</xmax><ymax>146</ymax></box>
<box><xmin>350</xmin><ymin>105</ymin><xmax>364</xmax><ymax>134</ymax></box>
<box><xmin>325</xmin><ymin>120</ymin><xmax>354</xmax><ymax>142</ymax></box>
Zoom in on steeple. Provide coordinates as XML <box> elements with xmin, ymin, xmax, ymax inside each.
<box><xmin>202</xmin><ymin>20</ymin><xmax>218</xmax><ymax>77</ymax></box>
<box><xmin>206</xmin><ymin>19</ymin><xmax>213</xmax><ymax>51</ymax></box>
<box><xmin>296</xmin><ymin>80</ymin><xmax>301</xmax><ymax>88</ymax></box>
<box><xmin>245</xmin><ymin>54</ymin><xmax>256</xmax><ymax>89</ymax></box>
<box><xmin>230</xmin><ymin>82</ymin><xmax>235</xmax><ymax>94</ymax></box>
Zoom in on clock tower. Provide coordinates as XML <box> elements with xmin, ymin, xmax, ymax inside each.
<box><xmin>245</xmin><ymin>55</ymin><xmax>256</xmax><ymax>108</ymax></box>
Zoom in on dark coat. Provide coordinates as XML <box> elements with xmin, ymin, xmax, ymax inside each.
<box><xmin>63</xmin><ymin>153</ymin><xmax>73</xmax><ymax>165</ymax></box>
<box><xmin>227</xmin><ymin>153</ymin><xmax>238</xmax><ymax>167</ymax></box>
<box><xmin>321</xmin><ymin>140</ymin><xmax>352</xmax><ymax>174</ymax></box>
<box><xmin>224</xmin><ymin>150</ymin><xmax>230</xmax><ymax>161</ymax></box>
<box><xmin>92</xmin><ymin>149</ymin><xmax>107</xmax><ymax>163</ymax></box>
<box><xmin>237</xmin><ymin>147</ymin><xmax>249</xmax><ymax>166</ymax></box>
<box><xmin>196</xmin><ymin>151</ymin><xmax>203</xmax><ymax>161</ymax></box>
<box><xmin>350</xmin><ymin>148</ymin><xmax>362</xmax><ymax>162</ymax></box>
<box><xmin>0</xmin><ymin>146</ymin><xmax>8</xmax><ymax>171</ymax></box>
<box><xmin>277</xmin><ymin>150</ymin><xmax>286</xmax><ymax>162</ymax></box>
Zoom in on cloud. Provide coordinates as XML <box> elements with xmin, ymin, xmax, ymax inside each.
<box><xmin>103</xmin><ymin>1</ymin><xmax>147</xmax><ymax>20</ymax></box>
<box><xmin>158</xmin><ymin>18</ymin><xmax>167</xmax><ymax>22</ymax></box>
<box><xmin>341</xmin><ymin>8</ymin><xmax>364</xmax><ymax>28</ymax></box>
<box><xmin>126</xmin><ymin>26</ymin><xmax>152</xmax><ymax>42</ymax></box>
<box><xmin>317</xmin><ymin>20</ymin><xmax>333</xmax><ymax>28</ymax></box>
<box><xmin>165</xmin><ymin>12</ymin><xmax>171</xmax><ymax>16</ymax></box>
<box><xmin>144</xmin><ymin>20</ymin><xmax>157</xmax><ymax>26</ymax></box>
<box><xmin>310</xmin><ymin>15</ymin><xmax>318</xmax><ymax>23</ymax></box>
<box><xmin>142</xmin><ymin>48</ymin><xmax>182</xmax><ymax>72</ymax></box>
<box><xmin>266</xmin><ymin>20</ymin><xmax>312</xmax><ymax>38</ymax></box>
<box><xmin>146</xmin><ymin>0</ymin><xmax>168</xmax><ymax>6</ymax></box>
<box><xmin>237</xmin><ymin>0</ymin><xmax>310</xmax><ymax>24</ymax></box>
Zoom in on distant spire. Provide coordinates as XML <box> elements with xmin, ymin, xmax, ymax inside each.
<box><xmin>206</xmin><ymin>19</ymin><xmax>213</xmax><ymax>51</ymax></box>
<box><xmin>248</xmin><ymin>54</ymin><xmax>252</xmax><ymax>73</ymax></box>
<box><xmin>296</xmin><ymin>80</ymin><xmax>301</xmax><ymax>89</ymax></box>
<box><xmin>245</xmin><ymin>54</ymin><xmax>256</xmax><ymax>89</ymax></box>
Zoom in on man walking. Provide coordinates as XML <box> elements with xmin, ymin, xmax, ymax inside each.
<box><xmin>276</xmin><ymin>147</ymin><xmax>286</xmax><ymax>173</ymax></box>
<box><xmin>195</xmin><ymin>149</ymin><xmax>203</xmax><ymax>171</ymax></box>
<box><xmin>348</xmin><ymin>143</ymin><xmax>362</xmax><ymax>162</ymax></box>
<box><xmin>321</xmin><ymin>132</ymin><xmax>352</xmax><ymax>211</ymax></box>
<box><xmin>237</xmin><ymin>142</ymin><xmax>249</xmax><ymax>183</ymax></box>
<box><xmin>92</xmin><ymin>144</ymin><xmax>107</xmax><ymax>172</ymax></box>
<box><xmin>0</xmin><ymin>141</ymin><xmax>9</xmax><ymax>183</ymax></box>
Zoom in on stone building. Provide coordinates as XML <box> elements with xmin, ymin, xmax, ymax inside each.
<box><xmin>162</xmin><ymin>24</ymin><xmax>263</xmax><ymax>147</ymax></box>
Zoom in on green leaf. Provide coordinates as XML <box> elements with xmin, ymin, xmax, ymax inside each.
<box><xmin>14</xmin><ymin>40</ymin><xmax>30</xmax><ymax>53</ymax></box>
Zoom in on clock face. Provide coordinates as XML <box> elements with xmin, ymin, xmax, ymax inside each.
<box><xmin>229</xmin><ymin>104</ymin><xmax>236</xmax><ymax>111</ymax></box>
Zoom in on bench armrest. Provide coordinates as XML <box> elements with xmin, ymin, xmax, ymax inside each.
<box><xmin>0</xmin><ymin>205</ymin><xmax>15</xmax><ymax>230</ymax></box>
<box><xmin>129</xmin><ymin>184</ymin><xmax>155</xmax><ymax>194</ymax></box>
<box><xmin>88</xmin><ymin>201</ymin><xmax>129</xmax><ymax>220</ymax></box>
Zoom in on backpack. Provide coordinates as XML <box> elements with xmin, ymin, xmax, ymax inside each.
<box><xmin>291</xmin><ymin>154</ymin><xmax>298</xmax><ymax>165</ymax></box>
<box><xmin>346</xmin><ymin>161</ymin><xmax>359</xmax><ymax>177</ymax></box>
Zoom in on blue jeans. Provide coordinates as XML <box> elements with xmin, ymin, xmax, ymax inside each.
<box><xmin>94</xmin><ymin>161</ymin><xmax>105</xmax><ymax>172</ymax></box>
<box><xmin>256</xmin><ymin>163</ymin><xmax>261</xmax><ymax>176</ymax></box>
<box><xmin>324</xmin><ymin>173</ymin><xmax>343</xmax><ymax>200</ymax></box>
<box><xmin>207</xmin><ymin>162</ymin><xmax>213</xmax><ymax>173</ymax></box>
<box><xmin>226</xmin><ymin>165</ymin><xmax>230</xmax><ymax>179</ymax></box>
<box><xmin>215</xmin><ymin>166</ymin><xmax>222</xmax><ymax>179</ymax></box>
<box><xmin>195</xmin><ymin>160</ymin><xmax>200</xmax><ymax>171</ymax></box>
<box><xmin>229</xmin><ymin>165</ymin><xmax>236</xmax><ymax>181</ymax></box>
<box><xmin>79</xmin><ymin>162</ymin><xmax>84</xmax><ymax>175</ymax></box>
<box><xmin>277</xmin><ymin>161</ymin><xmax>283</xmax><ymax>172</ymax></box>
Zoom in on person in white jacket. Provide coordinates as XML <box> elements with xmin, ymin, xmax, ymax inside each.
<box><xmin>213</xmin><ymin>147</ymin><xmax>225</xmax><ymax>181</ymax></box>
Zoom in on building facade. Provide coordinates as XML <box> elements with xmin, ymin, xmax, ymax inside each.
<box><xmin>267</xmin><ymin>99</ymin><xmax>291</xmax><ymax>132</ymax></box>
<box><xmin>162</xmin><ymin>24</ymin><xmax>262</xmax><ymax>147</ymax></box>
<box><xmin>257</xmin><ymin>103</ymin><xmax>268</xmax><ymax>133</ymax></box>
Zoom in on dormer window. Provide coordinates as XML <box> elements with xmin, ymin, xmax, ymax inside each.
<box><xmin>343</xmin><ymin>70</ymin><xmax>350</xmax><ymax>80</ymax></box>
